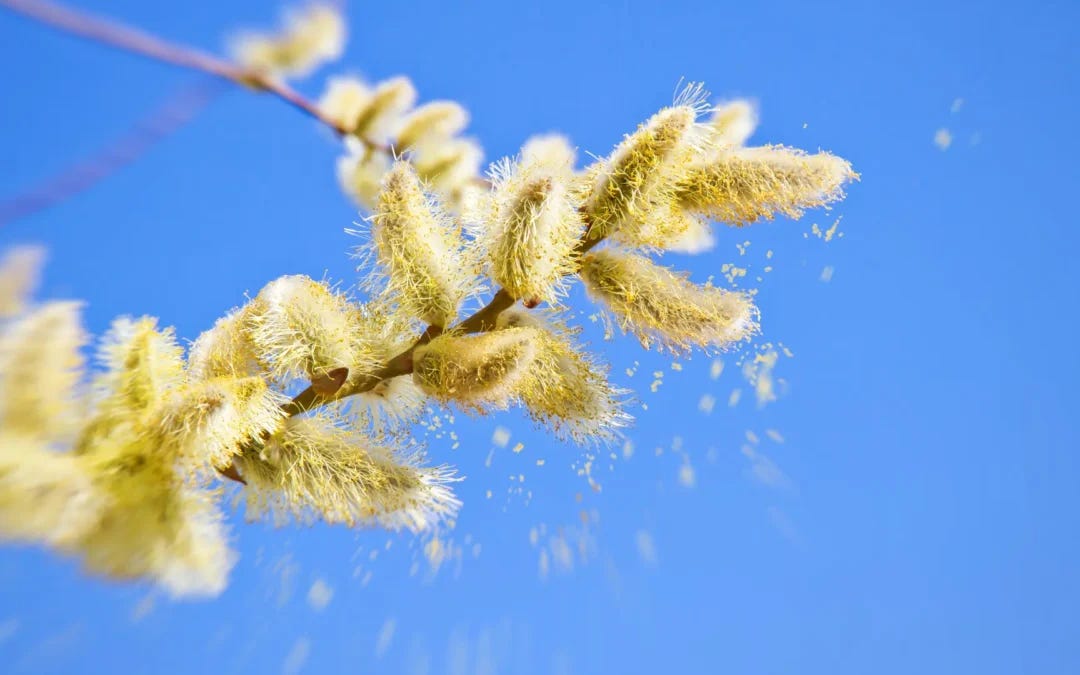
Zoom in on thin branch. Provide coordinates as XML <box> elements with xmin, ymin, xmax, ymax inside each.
<box><xmin>0</xmin><ymin>0</ymin><xmax>370</xmax><ymax>142</ymax></box>
<box><xmin>0</xmin><ymin>77</ymin><xmax>227</xmax><ymax>226</ymax></box>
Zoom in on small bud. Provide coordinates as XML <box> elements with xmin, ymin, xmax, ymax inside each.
<box><xmin>579</xmin><ymin>248</ymin><xmax>758</xmax><ymax>352</ymax></box>
<box><xmin>412</xmin><ymin>328</ymin><xmax>540</xmax><ymax>411</ymax></box>
<box><xmin>318</xmin><ymin>76</ymin><xmax>372</xmax><ymax>132</ymax></box>
<box><xmin>155</xmin><ymin>376</ymin><xmax>286</xmax><ymax>471</ymax></box>
<box><xmin>352</xmin><ymin>76</ymin><xmax>417</xmax><ymax>143</ymax></box>
<box><xmin>188</xmin><ymin>309</ymin><xmax>260</xmax><ymax>381</ymax></box>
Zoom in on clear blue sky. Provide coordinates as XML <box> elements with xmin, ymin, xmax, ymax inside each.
<box><xmin>1</xmin><ymin>0</ymin><xmax>1077</xmax><ymax>673</ymax></box>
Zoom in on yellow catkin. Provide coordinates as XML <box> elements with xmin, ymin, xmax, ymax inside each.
<box><xmin>677</xmin><ymin>145</ymin><xmax>857</xmax><ymax>225</ymax></box>
<box><xmin>231</xmin><ymin>4</ymin><xmax>345</xmax><ymax>78</ymax></box>
<box><xmin>155</xmin><ymin>376</ymin><xmax>285</xmax><ymax>471</ymax></box>
<box><xmin>0</xmin><ymin>245</ymin><xmax>45</xmax><ymax>318</ymax></box>
<box><xmin>96</xmin><ymin>317</ymin><xmax>186</xmax><ymax>414</ymax></box>
<box><xmin>78</xmin><ymin>436</ymin><xmax>235</xmax><ymax>598</ymax></box>
<box><xmin>497</xmin><ymin>309</ymin><xmax>629</xmax><ymax>443</ymax></box>
<box><xmin>0</xmin><ymin>301</ymin><xmax>86</xmax><ymax>441</ymax></box>
<box><xmin>351</xmin><ymin>76</ymin><xmax>417</xmax><ymax>143</ymax></box>
<box><xmin>246</xmin><ymin>275</ymin><xmax>380</xmax><ymax>387</ymax></box>
<box><xmin>583</xmin><ymin>104</ymin><xmax>701</xmax><ymax>244</ymax></box>
<box><xmin>413</xmin><ymin>137</ymin><xmax>484</xmax><ymax>201</ymax></box>
<box><xmin>412</xmin><ymin>328</ymin><xmax>540</xmax><ymax>411</ymax></box>
<box><xmin>318</xmin><ymin>76</ymin><xmax>372</xmax><ymax>132</ymax></box>
<box><xmin>395</xmin><ymin>101</ymin><xmax>469</xmax><ymax>151</ymax></box>
<box><xmin>369</xmin><ymin>161</ymin><xmax>475</xmax><ymax>327</ymax></box>
<box><xmin>579</xmin><ymin>248</ymin><xmax>758</xmax><ymax>352</ymax></box>
<box><xmin>322</xmin><ymin>76</ymin><xmax>417</xmax><ymax>142</ymax></box>
<box><xmin>0</xmin><ymin>433</ymin><xmax>102</xmax><ymax>549</ymax></box>
<box><xmin>187</xmin><ymin>309</ymin><xmax>260</xmax><ymax>381</ymax></box>
<box><xmin>236</xmin><ymin>415</ymin><xmax>459</xmax><ymax>532</ymax></box>
<box><xmin>483</xmin><ymin>136</ymin><xmax>583</xmax><ymax>304</ymax></box>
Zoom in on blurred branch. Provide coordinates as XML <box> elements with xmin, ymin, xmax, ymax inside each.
<box><xmin>0</xmin><ymin>0</ymin><xmax>365</xmax><ymax>139</ymax></box>
<box><xmin>0</xmin><ymin>78</ymin><xmax>227</xmax><ymax>226</ymax></box>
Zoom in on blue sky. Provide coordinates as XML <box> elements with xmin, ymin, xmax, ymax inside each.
<box><xmin>0</xmin><ymin>0</ymin><xmax>1077</xmax><ymax>673</ymax></box>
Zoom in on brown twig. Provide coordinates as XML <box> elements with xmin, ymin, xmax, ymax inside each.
<box><xmin>0</xmin><ymin>77</ymin><xmax>227</xmax><ymax>226</ymax></box>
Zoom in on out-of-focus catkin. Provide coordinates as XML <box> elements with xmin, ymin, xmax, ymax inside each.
<box><xmin>0</xmin><ymin>245</ymin><xmax>44</xmax><ymax>318</ymax></box>
<box><xmin>579</xmin><ymin>248</ymin><xmax>758</xmax><ymax>352</ymax></box>
<box><xmin>395</xmin><ymin>101</ymin><xmax>469</xmax><ymax>151</ymax></box>
<box><xmin>482</xmin><ymin>136</ymin><xmax>582</xmax><ymax>304</ymax></box>
<box><xmin>231</xmin><ymin>4</ymin><xmax>345</xmax><ymax>79</ymax></box>
<box><xmin>708</xmin><ymin>100</ymin><xmax>758</xmax><ymax>147</ymax></box>
<box><xmin>320</xmin><ymin>76</ymin><xmax>416</xmax><ymax>142</ymax></box>
<box><xmin>412</xmin><ymin>328</ymin><xmax>540</xmax><ymax>411</ymax></box>
<box><xmin>0</xmin><ymin>301</ymin><xmax>86</xmax><ymax>441</ymax></box>
<box><xmin>370</xmin><ymin>162</ymin><xmax>475</xmax><ymax>327</ymax></box>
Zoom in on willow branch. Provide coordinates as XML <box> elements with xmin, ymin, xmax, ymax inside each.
<box><xmin>0</xmin><ymin>0</ymin><xmax>374</xmax><ymax>143</ymax></box>
<box><xmin>281</xmin><ymin>219</ymin><xmax>604</xmax><ymax>420</ymax></box>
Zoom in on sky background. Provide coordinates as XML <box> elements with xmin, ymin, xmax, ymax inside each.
<box><xmin>0</xmin><ymin>0</ymin><xmax>1077</xmax><ymax>673</ymax></box>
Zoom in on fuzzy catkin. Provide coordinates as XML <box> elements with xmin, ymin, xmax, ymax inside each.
<box><xmin>579</xmin><ymin>248</ymin><xmax>758</xmax><ymax>352</ymax></box>
<box><xmin>370</xmin><ymin>161</ymin><xmax>475</xmax><ymax>327</ymax></box>
<box><xmin>395</xmin><ymin>101</ymin><xmax>469</xmax><ymax>151</ymax></box>
<box><xmin>231</xmin><ymin>4</ymin><xmax>345</xmax><ymax>78</ymax></box>
<box><xmin>677</xmin><ymin>146</ymin><xmax>856</xmax><ymax>225</ymax></box>
<box><xmin>246</xmin><ymin>275</ymin><xmax>380</xmax><ymax>387</ymax></box>
<box><xmin>496</xmin><ymin>309</ymin><xmax>629</xmax><ymax>443</ymax></box>
<box><xmin>236</xmin><ymin>415</ymin><xmax>459</xmax><ymax>532</ymax></box>
<box><xmin>482</xmin><ymin>136</ymin><xmax>582</xmax><ymax>304</ymax></box>
<box><xmin>412</xmin><ymin>328</ymin><xmax>540</xmax><ymax>411</ymax></box>
<box><xmin>0</xmin><ymin>245</ymin><xmax>44</xmax><ymax>318</ymax></box>
<box><xmin>583</xmin><ymin>105</ymin><xmax>700</xmax><ymax>243</ymax></box>
<box><xmin>0</xmin><ymin>301</ymin><xmax>85</xmax><ymax>441</ymax></box>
